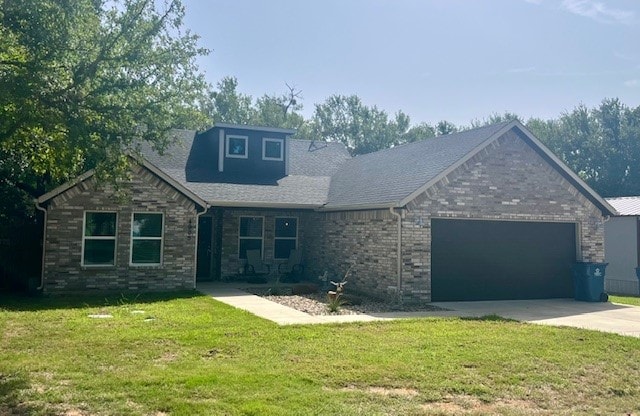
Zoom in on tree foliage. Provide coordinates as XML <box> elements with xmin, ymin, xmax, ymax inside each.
<box><xmin>207</xmin><ymin>76</ymin><xmax>306</xmax><ymax>131</ymax></box>
<box><xmin>0</xmin><ymin>0</ymin><xmax>211</xmax><ymax>199</ymax></box>
<box><xmin>309</xmin><ymin>95</ymin><xmax>412</xmax><ymax>155</ymax></box>
<box><xmin>527</xmin><ymin>99</ymin><xmax>640</xmax><ymax>197</ymax></box>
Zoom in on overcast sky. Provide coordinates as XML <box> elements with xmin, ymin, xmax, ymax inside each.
<box><xmin>182</xmin><ymin>0</ymin><xmax>640</xmax><ymax>126</ymax></box>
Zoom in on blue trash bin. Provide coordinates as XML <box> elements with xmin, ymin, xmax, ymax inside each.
<box><xmin>572</xmin><ymin>262</ymin><xmax>608</xmax><ymax>302</ymax></box>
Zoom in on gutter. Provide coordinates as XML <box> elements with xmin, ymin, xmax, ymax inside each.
<box><xmin>193</xmin><ymin>204</ymin><xmax>211</xmax><ymax>289</ymax></box>
<box><xmin>389</xmin><ymin>207</ymin><xmax>403</xmax><ymax>302</ymax></box>
<box><xmin>34</xmin><ymin>200</ymin><xmax>47</xmax><ymax>291</ymax></box>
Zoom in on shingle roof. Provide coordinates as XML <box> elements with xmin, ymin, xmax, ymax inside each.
<box><xmin>324</xmin><ymin>122</ymin><xmax>512</xmax><ymax>208</ymax></box>
<box><xmin>141</xmin><ymin>130</ymin><xmax>351</xmax><ymax>207</ymax></box>
<box><xmin>137</xmin><ymin>122</ymin><xmax>614</xmax><ymax>216</ymax></box>
<box><xmin>606</xmin><ymin>197</ymin><xmax>640</xmax><ymax>216</ymax></box>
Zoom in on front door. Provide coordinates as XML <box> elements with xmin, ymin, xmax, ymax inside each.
<box><xmin>196</xmin><ymin>216</ymin><xmax>212</xmax><ymax>281</ymax></box>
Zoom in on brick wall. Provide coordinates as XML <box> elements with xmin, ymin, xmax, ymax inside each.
<box><xmin>42</xmin><ymin>164</ymin><xmax>200</xmax><ymax>293</ymax></box>
<box><xmin>219</xmin><ymin>208</ymin><xmax>307</xmax><ymax>278</ymax></box>
<box><xmin>302</xmin><ymin>209</ymin><xmax>399</xmax><ymax>299</ymax></box>
<box><xmin>305</xmin><ymin>131</ymin><xmax>606</xmax><ymax>302</ymax></box>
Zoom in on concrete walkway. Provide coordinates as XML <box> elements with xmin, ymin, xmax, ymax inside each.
<box><xmin>197</xmin><ymin>283</ymin><xmax>640</xmax><ymax>337</ymax></box>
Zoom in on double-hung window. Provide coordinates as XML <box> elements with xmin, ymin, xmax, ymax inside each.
<box><xmin>239</xmin><ymin>216</ymin><xmax>263</xmax><ymax>259</ymax></box>
<box><xmin>83</xmin><ymin>212</ymin><xmax>117</xmax><ymax>266</ymax></box>
<box><xmin>274</xmin><ymin>217</ymin><xmax>297</xmax><ymax>259</ymax></box>
<box><xmin>131</xmin><ymin>213</ymin><xmax>164</xmax><ymax>265</ymax></box>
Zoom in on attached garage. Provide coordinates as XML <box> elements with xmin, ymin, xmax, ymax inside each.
<box><xmin>431</xmin><ymin>219</ymin><xmax>577</xmax><ymax>301</ymax></box>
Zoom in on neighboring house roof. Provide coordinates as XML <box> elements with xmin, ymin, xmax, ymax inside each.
<box><xmin>141</xmin><ymin>130</ymin><xmax>351</xmax><ymax>208</ymax></box>
<box><xmin>606</xmin><ymin>196</ymin><xmax>640</xmax><ymax>216</ymax></box>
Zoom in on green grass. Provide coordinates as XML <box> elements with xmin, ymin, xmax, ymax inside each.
<box><xmin>610</xmin><ymin>294</ymin><xmax>640</xmax><ymax>307</ymax></box>
<box><xmin>1</xmin><ymin>292</ymin><xmax>640</xmax><ymax>415</ymax></box>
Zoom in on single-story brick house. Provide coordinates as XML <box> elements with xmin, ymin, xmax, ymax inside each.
<box><xmin>36</xmin><ymin>121</ymin><xmax>616</xmax><ymax>301</ymax></box>
<box><xmin>604</xmin><ymin>196</ymin><xmax>640</xmax><ymax>295</ymax></box>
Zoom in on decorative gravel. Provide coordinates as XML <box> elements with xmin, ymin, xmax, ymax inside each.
<box><xmin>244</xmin><ymin>287</ymin><xmax>448</xmax><ymax>316</ymax></box>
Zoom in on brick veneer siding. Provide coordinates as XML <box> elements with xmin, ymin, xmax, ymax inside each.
<box><xmin>219</xmin><ymin>208</ymin><xmax>309</xmax><ymax>278</ymax></box>
<box><xmin>42</xmin><ymin>164</ymin><xmax>201</xmax><ymax>293</ymax></box>
<box><xmin>305</xmin><ymin>131</ymin><xmax>606</xmax><ymax>302</ymax></box>
<box><xmin>302</xmin><ymin>210</ymin><xmax>399</xmax><ymax>299</ymax></box>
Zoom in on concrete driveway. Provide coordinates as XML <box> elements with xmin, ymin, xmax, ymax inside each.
<box><xmin>431</xmin><ymin>298</ymin><xmax>640</xmax><ymax>337</ymax></box>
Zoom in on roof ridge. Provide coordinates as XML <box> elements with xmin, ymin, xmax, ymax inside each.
<box><xmin>346</xmin><ymin>120</ymin><xmax>513</xmax><ymax>161</ymax></box>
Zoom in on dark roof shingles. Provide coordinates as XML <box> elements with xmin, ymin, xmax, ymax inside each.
<box><xmin>141</xmin><ymin>133</ymin><xmax>350</xmax><ymax>207</ymax></box>
<box><xmin>325</xmin><ymin>122</ymin><xmax>511</xmax><ymax>208</ymax></box>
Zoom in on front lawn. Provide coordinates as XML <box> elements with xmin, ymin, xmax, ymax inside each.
<box><xmin>610</xmin><ymin>294</ymin><xmax>640</xmax><ymax>307</ymax></box>
<box><xmin>1</xmin><ymin>292</ymin><xmax>639</xmax><ymax>415</ymax></box>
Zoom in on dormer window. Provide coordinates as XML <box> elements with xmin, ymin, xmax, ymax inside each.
<box><xmin>262</xmin><ymin>138</ymin><xmax>284</xmax><ymax>161</ymax></box>
<box><xmin>226</xmin><ymin>135</ymin><xmax>248</xmax><ymax>159</ymax></box>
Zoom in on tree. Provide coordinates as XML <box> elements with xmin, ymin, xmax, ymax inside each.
<box><xmin>528</xmin><ymin>99</ymin><xmax>640</xmax><ymax>197</ymax></box>
<box><xmin>208</xmin><ymin>77</ymin><xmax>308</xmax><ymax>132</ymax></box>
<box><xmin>309</xmin><ymin>95</ymin><xmax>411</xmax><ymax>155</ymax></box>
<box><xmin>0</xmin><ymin>0</ymin><xmax>211</xmax><ymax>200</ymax></box>
<box><xmin>470</xmin><ymin>112</ymin><xmax>522</xmax><ymax>128</ymax></box>
<box><xmin>207</xmin><ymin>77</ymin><xmax>254</xmax><ymax>125</ymax></box>
<box><xmin>252</xmin><ymin>83</ymin><xmax>308</xmax><ymax>131</ymax></box>
<box><xmin>435</xmin><ymin>120</ymin><xmax>458</xmax><ymax>136</ymax></box>
<box><xmin>0</xmin><ymin>0</ymin><xmax>211</xmax><ymax>289</ymax></box>
<box><xmin>401</xmin><ymin>122</ymin><xmax>436</xmax><ymax>143</ymax></box>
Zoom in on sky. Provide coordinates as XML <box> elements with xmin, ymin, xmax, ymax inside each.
<box><xmin>181</xmin><ymin>0</ymin><xmax>640</xmax><ymax>126</ymax></box>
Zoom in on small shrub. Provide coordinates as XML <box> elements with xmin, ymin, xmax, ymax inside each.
<box><xmin>326</xmin><ymin>292</ymin><xmax>347</xmax><ymax>313</ymax></box>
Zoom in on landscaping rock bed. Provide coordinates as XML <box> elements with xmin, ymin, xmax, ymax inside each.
<box><xmin>244</xmin><ymin>287</ymin><xmax>448</xmax><ymax>316</ymax></box>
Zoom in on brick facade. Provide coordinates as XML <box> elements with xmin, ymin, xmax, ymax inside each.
<box><xmin>42</xmin><ymin>164</ymin><xmax>201</xmax><ymax>293</ymax></box>
<box><xmin>218</xmin><ymin>209</ymin><xmax>307</xmax><ymax>279</ymax></box>
<box><xmin>304</xmin><ymin>131</ymin><xmax>606</xmax><ymax>302</ymax></box>
<box><xmin>41</xmin><ymin>130</ymin><xmax>607</xmax><ymax>301</ymax></box>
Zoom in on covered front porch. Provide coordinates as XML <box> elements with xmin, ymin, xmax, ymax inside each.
<box><xmin>195</xmin><ymin>207</ymin><xmax>317</xmax><ymax>282</ymax></box>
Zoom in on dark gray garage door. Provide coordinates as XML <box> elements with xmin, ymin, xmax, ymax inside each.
<box><xmin>431</xmin><ymin>219</ymin><xmax>576</xmax><ymax>301</ymax></box>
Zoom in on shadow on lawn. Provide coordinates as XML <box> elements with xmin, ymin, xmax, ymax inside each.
<box><xmin>0</xmin><ymin>372</ymin><xmax>40</xmax><ymax>415</ymax></box>
<box><xmin>0</xmin><ymin>290</ymin><xmax>203</xmax><ymax>311</ymax></box>
<box><xmin>460</xmin><ymin>314</ymin><xmax>518</xmax><ymax>322</ymax></box>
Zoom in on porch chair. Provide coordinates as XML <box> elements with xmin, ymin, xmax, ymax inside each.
<box><xmin>244</xmin><ymin>249</ymin><xmax>271</xmax><ymax>276</ymax></box>
<box><xmin>278</xmin><ymin>249</ymin><xmax>304</xmax><ymax>283</ymax></box>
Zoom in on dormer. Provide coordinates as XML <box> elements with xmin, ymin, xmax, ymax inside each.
<box><xmin>185</xmin><ymin>123</ymin><xmax>296</xmax><ymax>184</ymax></box>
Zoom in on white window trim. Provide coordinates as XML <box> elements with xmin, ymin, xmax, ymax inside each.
<box><xmin>130</xmin><ymin>212</ymin><xmax>164</xmax><ymax>267</ymax></box>
<box><xmin>262</xmin><ymin>138</ymin><xmax>284</xmax><ymax>161</ymax></box>
<box><xmin>225</xmin><ymin>134</ymin><xmax>248</xmax><ymax>159</ymax></box>
<box><xmin>81</xmin><ymin>211</ymin><xmax>117</xmax><ymax>267</ymax></box>
<box><xmin>274</xmin><ymin>216</ymin><xmax>298</xmax><ymax>260</ymax></box>
<box><xmin>238</xmin><ymin>216</ymin><xmax>265</xmax><ymax>259</ymax></box>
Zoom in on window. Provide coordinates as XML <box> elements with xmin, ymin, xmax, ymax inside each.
<box><xmin>131</xmin><ymin>213</ymin><xmax>163</xmax><ymax>265</ymax></box>
<box><xmin>226</xmin><ymin>135</ymin><xmax>248</xmax><ymax>158</ymax></box>
<box><xmin>262</xmin><ymin>138</ymin><xmax>284</xmax><ymax>161</ymax></box>
<box><xmin>274</xmin><ymin>217</ymin><xmax>297</xmax><ymax>259</ymax></box>
<box><xmin>239</xmin><ymin>216</ymin><xmax>263</xmax><ymax>259</ymax></box>
<box><xmin>83</xmin><ymin>212</ymin><xmax>117</xmax><ymax>266</ymax></box>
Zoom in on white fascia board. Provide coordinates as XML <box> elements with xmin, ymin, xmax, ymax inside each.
<box><xmin>214</xmin><ymin>123</ymin><xmax>296</xmax><ymax>135</ymax></box>
<box><xmin>206</xmin><ymin>200</ymin><xmax>319</xmax><ymax>210</ymax></box>
<box><xmin>36</xmin><ymin>170</ymin><xmax>97</xmax><ymax>204</ymax></box>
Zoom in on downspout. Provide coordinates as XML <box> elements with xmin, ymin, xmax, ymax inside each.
<box><xmin>34</xmin><ymin>200</ymin><xmax>47</xmax><ymax>291</ymax></box>
<box><xmin>193</xmin><ymin>205</ymin><xmax>210</xmax><ymax>289</ymax></box>
<box><xmin>389</xmin><ymin>207</ymin><xmax>403</xmax><ymax>302</ymax></box>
